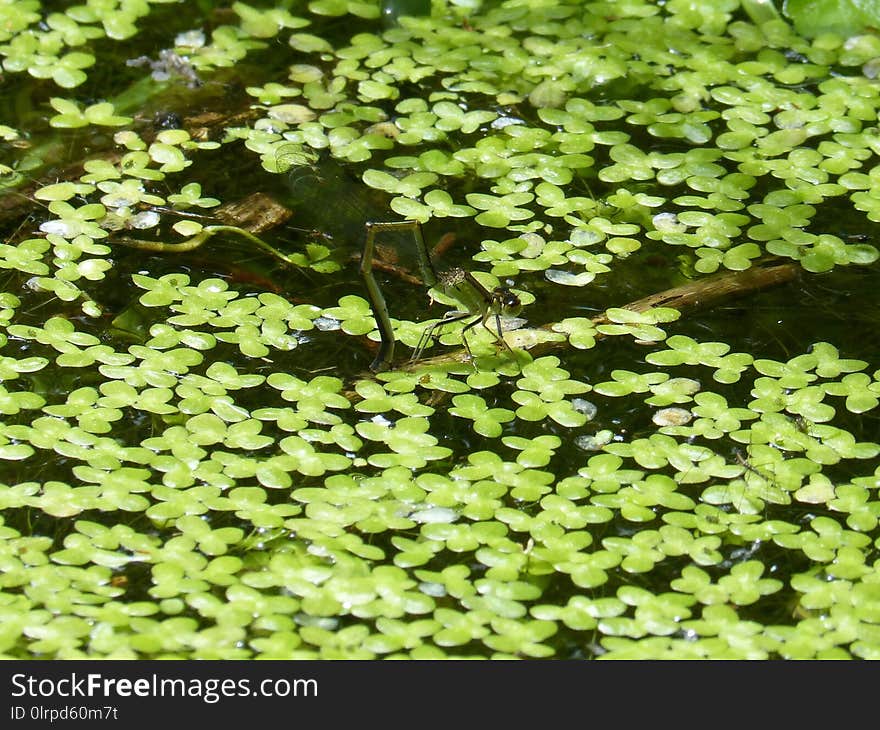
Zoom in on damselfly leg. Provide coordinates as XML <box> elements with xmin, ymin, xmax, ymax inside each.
<box><xmin>409</xmin><ymin>267</ymin><xmax>522</xmax><ymax>363</ymax></box>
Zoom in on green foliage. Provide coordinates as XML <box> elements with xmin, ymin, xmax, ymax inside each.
<box><xmin>48</xmin><ymin>98</ymin><xmax>132</xmax><ymax>128</ymax></box>
<box><xmin>783</xmin><ymin>0</ymin><xmax>880</xmax><ymax>38</ymax></box>
<box><xmin>1</xmin><ymin>0</ymin><xmax>880</xmax><ymax>662</ymax></box>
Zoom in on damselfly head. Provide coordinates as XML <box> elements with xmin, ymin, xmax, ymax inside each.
<box><xmin>494</xmin><ymin>287</ymin><xmax>522</xmax><ymax>317</ymax></box>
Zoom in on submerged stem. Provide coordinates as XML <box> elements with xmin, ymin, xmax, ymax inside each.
<box><xmin>114</xmin><ymin>224</ymin><xmax>304</xmax><ymax>267</ymax></box>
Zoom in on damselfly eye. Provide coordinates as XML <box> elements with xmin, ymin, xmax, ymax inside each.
<box><xmin>495</xmin><ymin>287</ymin><xmax>522</xmax><ymax>317</ymax></box>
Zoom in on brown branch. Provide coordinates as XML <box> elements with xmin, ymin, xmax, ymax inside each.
<box><xmin>212</xmin><ymin>191</ymin><xmax>292</xmax><ymax>234</ymax></box>
<box><xmin>587</xmin><ymin>257</ymin><xmax>799</xmax><ymax>326</ymax></box>
<box><xmin>371</xmin><ymin>257</ymin><xmax>801</xmax><ymax>373</ymax></box>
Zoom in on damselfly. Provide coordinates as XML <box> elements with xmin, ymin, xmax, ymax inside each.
<box><xmin>360</xmin><ymin>219</ymin><xmax>523</xmax><ymax>372</ymax></box>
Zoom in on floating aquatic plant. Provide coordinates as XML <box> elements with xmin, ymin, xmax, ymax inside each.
<box><xmin>1</xmin><ymin>0</ymin><xmax>880</xmax><ymax>662</ymax></box>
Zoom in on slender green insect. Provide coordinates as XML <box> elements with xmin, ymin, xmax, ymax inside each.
<box><xmin>410</xmin><ymin>266</ymin><xmax>523</xmax><ymax>364</ymax></box>
<box><xmin>360</xmin><ymin>219</ymin><xmax>522</xmax><ymax>372</ymax></box>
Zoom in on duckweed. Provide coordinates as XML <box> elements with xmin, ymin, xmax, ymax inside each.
<box><xmin>1</xmin><ymin>0</ymin><xmax>880</xmax><ymax>661</ymax></box>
